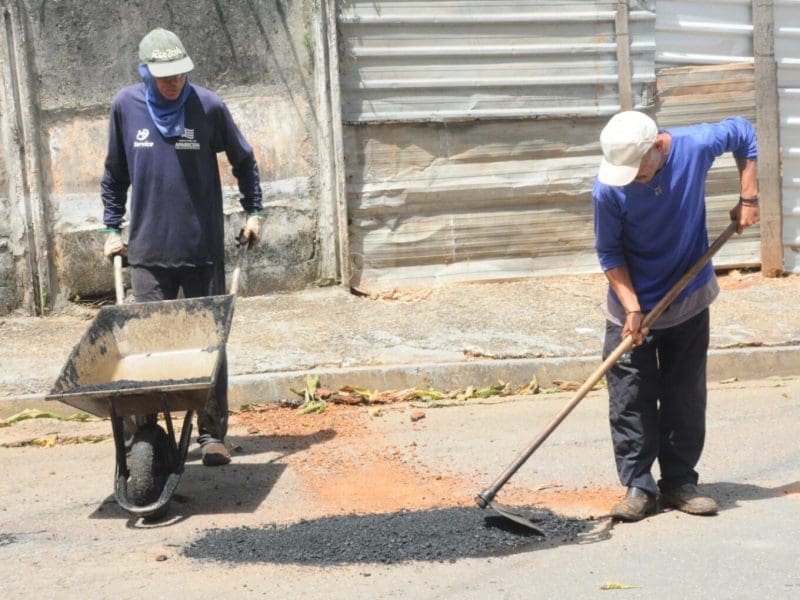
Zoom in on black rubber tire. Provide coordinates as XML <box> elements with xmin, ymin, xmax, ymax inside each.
<box><xmin>128</xmin><ymin>423</ymin><xmax>171</xmax><ymax>517</ymax></box>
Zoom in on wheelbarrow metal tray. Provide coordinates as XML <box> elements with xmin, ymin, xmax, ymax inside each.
<box><xmin>46</xmin><ymin>295</ymin><xmax>235</xmax><ymax>418</ymax></box>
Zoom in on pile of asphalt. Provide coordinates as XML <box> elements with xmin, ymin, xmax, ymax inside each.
<box><xmin>184</xmin><ymin>506</ymin><xmax>589</xmax><ymax>565</ymax></box>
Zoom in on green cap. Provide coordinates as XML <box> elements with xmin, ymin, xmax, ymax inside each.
<box><xmin>138</xmin><ymin>28</ymin><xmax>194</xmax><ymax>78</ymax></box>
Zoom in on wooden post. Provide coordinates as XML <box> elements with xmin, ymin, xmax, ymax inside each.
<box><xmin>753</xmin><ymin>0</ymin><xmax>784</xmax><ymax>276</ymax></box>
<box><xmin>324</xmin><ymin>0</ymin><xmax>351</xmax><ymax>287</ymax></box>
<box><xmin>0</xmin><ymin>5</ymin><xmax>51</xmax><ymax>314</ymax></box>
<box><xmin>615</xmin><ymin>0</ymin><xmax>633</xmax><ymax>111</ymax></box>
<box><xmin>311</xmin><ymin>0</ymin><xmax>338</xmax><ymax>283</ymax></box>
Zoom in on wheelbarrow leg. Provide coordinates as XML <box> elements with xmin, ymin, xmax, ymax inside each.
<box><xmin>110</xmin><ymin>403</ymin><xmax>129</xmax><ymax>480</ymax></box>
<box><xmin>161</xmin><ymin>405</ymin><xmax>194</xmax><ymax>472</ymax></box>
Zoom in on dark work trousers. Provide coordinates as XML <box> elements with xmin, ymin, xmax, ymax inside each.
<box><xmin>602</xmin><ymin>308</ymin><xmax>710</xmax><ymax>497</ymax></box>
<box><xmin>129</xmin><ymin>263</ymin><xmax>228</xmax><ymax>446</ymax></box>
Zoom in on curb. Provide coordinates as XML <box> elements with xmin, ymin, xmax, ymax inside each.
<box><xmin>5</xmin><ymin>345</ymin><xmax>798</xmax><ymax>418</ymax></box>
<box><xmin>228</xmin><ymin>344</ymin><xmax>800</xmax><ymax>405</ymax></box>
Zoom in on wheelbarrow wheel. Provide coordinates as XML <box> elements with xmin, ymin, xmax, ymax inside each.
<box><xmin>128</xmin><ymin>422</ymin><xmax>171</xmax><ymax>518</ymax></box>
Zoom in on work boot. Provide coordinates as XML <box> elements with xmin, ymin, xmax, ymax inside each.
<box><xmin>660</xmin><ymin>483</ymin><xmax>718</xmax><ymax>515</ymax></box>
<box><xmin>610</xmin><ymin>487</ymin><xmax>657</xmax><ymax>522</ymax></box>
<box><xmin>201</xmin><ymin>441</ymin><xmax>231</xmax><ymax>466</ymax></box>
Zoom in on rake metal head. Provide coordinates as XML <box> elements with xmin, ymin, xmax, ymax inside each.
<box><xmin>476</xmin><ymin>493</ymin><xmax>546</xmax><ymax>536</ymax></box>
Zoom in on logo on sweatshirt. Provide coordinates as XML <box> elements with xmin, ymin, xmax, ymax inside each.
<box><xmin>175</xmin><ymin>128</ymin><xmax>200</xmax><ymax>151</ymax></box>
<box><xmin>133</xmin><ymin>128</ymin><xmax>154</xmax><ymax>148</ymax></box>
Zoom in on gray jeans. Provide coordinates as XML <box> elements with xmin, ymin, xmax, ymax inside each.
<box><xmin>129</xmin><ymin>263</ymin><xmax>228</xmax><ymax>445</ymax></box>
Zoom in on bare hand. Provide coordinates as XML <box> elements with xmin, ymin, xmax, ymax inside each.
<box><xmin>729</xmin><ymin>202</ymin><xmax>759</xmax><ymax>234</ymax></box>
<box><xmin>623</xmin><ymin>311</ymin><xmax>648</xmax><ymax>346</ymax></box>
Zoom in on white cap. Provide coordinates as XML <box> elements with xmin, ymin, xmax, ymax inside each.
<box><xmin>597</xmin><ymin>111</ymin><xmax>658</xmax><ymax>186</ymax></box>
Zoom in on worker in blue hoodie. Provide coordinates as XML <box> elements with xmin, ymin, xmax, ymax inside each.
<box><xmin>592</xmin><ymin>111</ymin><xmax>759</xmax><ymax>522</ymax></box>
<box><xmin>100</xmin><ymin>28</ymin><xmax>264</xmax><ymax>466</ymax></box>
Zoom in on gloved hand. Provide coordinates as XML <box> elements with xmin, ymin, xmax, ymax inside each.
<box><xmin>243</xmin><ymin>212</ymin><xmax>265</xmax><ymax>247</ymax></box>
<box><xmin>102</xmin><ymin>228</ymin><xmax>126</xmax><ymax>259</ymax></box>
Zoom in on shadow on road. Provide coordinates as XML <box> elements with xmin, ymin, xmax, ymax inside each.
<box><xmin>704</xmin><ymin>480</ymin><xmax>800</xmax><ymax>511</ymax></box>
<box><xmin>225</xmin><ymin>429</ymin><xmax>337</xmax><ymax>459</ymax></box>
<box><xmin>87</xmin><ymin>429</ymin><xmax>337</xmax><ymax>524</ymax></box>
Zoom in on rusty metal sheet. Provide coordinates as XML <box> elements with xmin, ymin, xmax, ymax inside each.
<box><xmin>345</xmin><ymin>117</ymin><xmax>607</xmax><ymax>289</ymax></box>
<box><xmin>347</xmin><ymin>61</ymin><xmax>761</xmax><ymax>290</ymax></box>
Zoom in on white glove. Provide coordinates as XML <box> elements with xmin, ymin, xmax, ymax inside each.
<box><xmin>103</xmin><ymin>230</ymin><xmax>126</xmax><ymax>258</ymax></box>
<box><xmin>243</xmin><ymin>213</ymin><xmax>265</xmax><ymax>247</ymax></box>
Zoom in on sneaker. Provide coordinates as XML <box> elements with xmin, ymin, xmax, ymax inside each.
<box><xmin>660</xmin><ymin>483</ymin><xmax>718</xmax><ymax>515</ymax></box>
<box><xmin>611</xmin><ymin>487</ymin><xmax>658</xmax><ymax>522</ymax></box>
<box><xmin>201</xmin><ymin>441</ymin><xmax>231</xmax><ymax>466</ymax></box>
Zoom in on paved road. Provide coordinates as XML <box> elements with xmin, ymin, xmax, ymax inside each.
<box><xmin>1</xmin><ymin>376</ymin><xmax>798</xmax><ymax>598</ymax></box>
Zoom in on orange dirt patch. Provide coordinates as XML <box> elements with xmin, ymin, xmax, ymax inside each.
<box><xmin>232</xmin><ymin>404</ymin><xmax>477</xmax><ymax>515</ymax></box>
<box><xmin>487</xmin><ymin>484</ymin><xmax>621</xmax><ymax>519</ymax></box>
<box><xmin>232</xmin><ymin>404</ymin><xmax>620</xmax><ymax>518</ymax></box>
<box><xmin>309</xmin><ymin>462</ymin><xmax>472</xmax><ymax>515</ymax></box>
<box><xmin>531</xmin><ymin>486</ymin><xmax>621</xmax><ymax>518</ymax></box>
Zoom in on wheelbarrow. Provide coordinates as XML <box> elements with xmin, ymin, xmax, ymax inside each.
<box><xmin>46</xmin><ymin>240</ymin><xmax>248</xmax><ymax>520</ymax></box>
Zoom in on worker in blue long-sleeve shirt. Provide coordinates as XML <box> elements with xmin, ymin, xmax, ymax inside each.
<box><xmin>592</xmin><ymin>111</ymin><xmax>759</xmax><ymax>522</ymax></box>
<box><xmin>101</xmin><ymin>28</ymin><xmax>265</xmax><ymax>467</ymax></box>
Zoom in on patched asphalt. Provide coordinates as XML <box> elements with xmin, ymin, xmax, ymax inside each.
<box><xmin>183</xmin><ymin>506</ymin><xmax>591</xmax><ymax>565</ymax></box>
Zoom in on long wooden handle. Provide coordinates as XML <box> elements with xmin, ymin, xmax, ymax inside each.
<box><xmin>228</xmin><ymin>241</ymin><xmax>248</xmax><ymax>296</ymax></box>
<box><xmin>477</xmin><ymin>221</ymin><xmax>738</xmax><ymax>506</ymax></box>
<box><xmin>113</xmin><ymin>255</ymin><xmax>124</xmax><ymax>305</ymax></box>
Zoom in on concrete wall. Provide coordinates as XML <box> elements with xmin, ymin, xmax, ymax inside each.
<box><xmin>0</xmin><ymin>0</ymin><xmax>323</xmax><ymax>312</ymax></box>
<box><xmin>0</xmin><ymin>98</ymin><xmax>16</xmax><ymax>313</ymax></box>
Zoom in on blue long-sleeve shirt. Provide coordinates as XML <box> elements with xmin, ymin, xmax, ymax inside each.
<box><xmin>592</xmin><ymin>117</ymin><xmax>758</xmax><ymax>311</ymax></box>
<box><xmin>101</xmin><ymin>82</ymin><xmax>262</xmax><ymax>268</ymax></box>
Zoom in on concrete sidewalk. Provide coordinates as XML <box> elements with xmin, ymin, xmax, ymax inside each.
<box><xmin>1</xmin><ymin>270</ymin><xmax>799</xmax><ymax>416</ymax></box>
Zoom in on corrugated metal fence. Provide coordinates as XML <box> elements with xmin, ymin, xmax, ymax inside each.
<box><xmin>655</xmin><ymin>0</ymin><xmax>753</xmax><ymax>67</ymax></box>
<box><xmin>338</xmin><ymin>0</ymin><xmax>787</xmax><ymax>290</ymax></box>
<box><xmin>339</xmin><ymin>0</ymin><xmax>656</xmax><ymax>122</ymax></box>
<box><xmin>341</xmin><ymin>0</ymin><xmax>659</xmax><ymax>288</ymax></box>
<box><xmin>657</xmin><ymin>0</ymin><xmax>800</xmax><ymax>272</ymax></box>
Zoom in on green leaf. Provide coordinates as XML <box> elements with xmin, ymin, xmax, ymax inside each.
<box><xmin>65</xmin><ymin>412</ymin><xmax>96</xmax><ymax>422</ymax></box>
<box><xmin>2</xmin><ymin>409</ymin><xmax>69</xmax><ymax>426</ymax></box>
<box><xmin>297</xmin><ymin>399</ymin><xmax>327</xmax><ymax>415</ymax></box>
<box><xmin>477</xmin><ymin>384</ymin><xmax>505</xmax><ymax>398</ymax></box>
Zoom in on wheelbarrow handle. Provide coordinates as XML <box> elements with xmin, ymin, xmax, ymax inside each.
<box><xmin>229</xmin><ymin>234</ymin><xmax>249</xmax><ymax>296</ymax></box>
<box><xmin>476</xmin><ymin>220</ymin><xmax>738</xmax><ymax>508</ymax></box>
<box><xmin>113</xmin><ymin>255</ymin><xmax>125</xmax><ymax>306</ymax></box>
<box><xmin>111</xmin><ymin>237</ymin><xmax>249</xmax><ymax>301</ymax></box>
